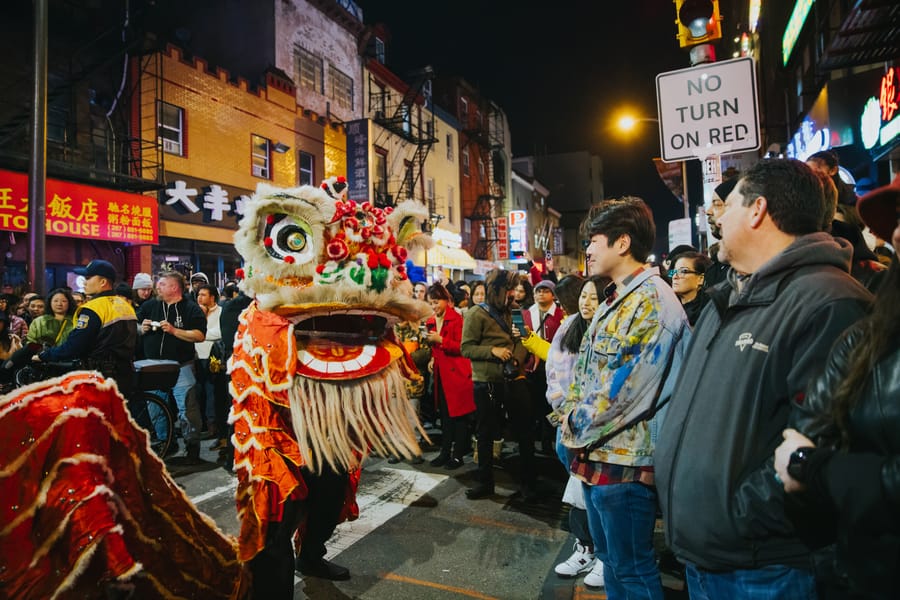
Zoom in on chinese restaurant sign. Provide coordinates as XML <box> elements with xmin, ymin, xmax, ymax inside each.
<box><xmin>0</xmin><ymin>168</ymin><xmax>159</xmax><ymax>244</ymax></box>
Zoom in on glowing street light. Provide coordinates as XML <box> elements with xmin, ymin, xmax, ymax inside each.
<box><xmin>611</xmin><ymin>113</ymin><xmax>688</xmax><ymax>221</ymax></box>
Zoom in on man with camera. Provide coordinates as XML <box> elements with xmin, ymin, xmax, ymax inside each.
<box><xmin>137</xmin><ymin>271</ymin><xmax>206</xmax><ymax>460</ymax></box>
<box><xmin>461</xmin><ymin>269</ymin><xmax>536</xmax><ymax>500</ymax></box>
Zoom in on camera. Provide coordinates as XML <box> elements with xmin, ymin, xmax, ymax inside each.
<box><xmin>150</xmin><ymin>321</ymin><xmax>161</xmax><ymax>331</ymax></box>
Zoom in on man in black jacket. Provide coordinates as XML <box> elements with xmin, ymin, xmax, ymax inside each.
<box><xmin>655</xmin><ymin>159</ymin><xmax>872</xmax><ymax>599</ymax></box>
<box><xmin>137</xmin><ymin>271</ymin><xmax>206</xmax><ymax>459</ymax></box>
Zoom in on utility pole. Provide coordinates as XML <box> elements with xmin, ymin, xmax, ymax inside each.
<box><xmin>28</xmin><ymin>0</ymin><xmax>49</xmax><ymax>295</ymax></box>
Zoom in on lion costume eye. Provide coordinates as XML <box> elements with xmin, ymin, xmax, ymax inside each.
<box><xmin>264</xmin><ymin>213</ymin><xmax>316</xmax><ymax>264</ymax></box>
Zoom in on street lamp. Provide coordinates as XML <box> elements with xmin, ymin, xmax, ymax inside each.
<box><xmin>613</xmin><ymin>113</ymin><xmax>689</xmax><ymax>222</ymax></box>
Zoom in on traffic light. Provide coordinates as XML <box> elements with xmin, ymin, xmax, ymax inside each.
<box><xmin>674</xmin><ymin>0</ymin><xmax>722</xmax><ymax>48</ymax></box>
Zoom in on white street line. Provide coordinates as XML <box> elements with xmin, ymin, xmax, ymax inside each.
<box><xmin>190</xmin><ymin>479</ymin><xmax>238</xmax><ymax>505</ymax></box>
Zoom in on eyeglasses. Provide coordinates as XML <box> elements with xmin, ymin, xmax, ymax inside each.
<box><xmin>669</xmin><ymin>268</ymin><xmax>700</xmax><ymax>277</ymax></box>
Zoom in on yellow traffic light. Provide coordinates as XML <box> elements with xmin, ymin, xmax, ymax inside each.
<box><xmin>674</xmin><ymin>0</ymin><xmax>723</xmax><ymax>48</ymax></box>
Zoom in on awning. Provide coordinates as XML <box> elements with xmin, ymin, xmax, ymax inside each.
<box><xmin>426</xmin><ymin>245</ymin><xmax>477</xmax><ymax>270</ymax></box>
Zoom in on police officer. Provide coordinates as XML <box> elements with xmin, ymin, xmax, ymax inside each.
<box><xmin>37</xmin><ymin>259</ymin><xmax>137</xmax><ymax>394</ymax></box>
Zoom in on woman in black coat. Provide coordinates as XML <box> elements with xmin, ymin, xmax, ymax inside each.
<box><xmin>775</xmin><ymin>177</ymin><xmax>900</xmax><ymax>599</ymax></box>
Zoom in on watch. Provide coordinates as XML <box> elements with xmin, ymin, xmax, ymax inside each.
<box><xmin>787</xmin><ymin>446</ymin><xmax>816</xmax><ymax>483</ymax></box>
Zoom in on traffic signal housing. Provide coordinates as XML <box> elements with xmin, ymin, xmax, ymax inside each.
<box><xmin>674</xmin><ymin>0</ymin><xmax>723</xmax><ymax>48</ymax></box>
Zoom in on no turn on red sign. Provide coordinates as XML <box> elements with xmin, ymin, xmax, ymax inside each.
<box><xmin>656</xmin><ymin>57</ymin><xmax>760</xmax><ymax>162</ymax></box>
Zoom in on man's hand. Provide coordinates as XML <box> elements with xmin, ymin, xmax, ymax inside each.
<box><xmin>141</xmin><ymin>319</ymin><xmax>153</xmax><ymax>333</ymax></box>
<box><xmin>159</xmin><ymin>320</ymin><xmax>176</xmax><ymax>335</ymax></box>
<box><xmin>491</xmin><ymin>346</ymin><xmax>512</xmax><ymax>361</ymax></box>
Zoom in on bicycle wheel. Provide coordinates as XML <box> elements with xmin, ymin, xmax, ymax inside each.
<box><xmin>133</xmin><ymin>392</ymin><xmax>175</xmax><ymax>459</ymax></box>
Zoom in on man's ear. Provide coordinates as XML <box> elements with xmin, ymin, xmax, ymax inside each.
<box><xmin>749</xmin><ymin>196</ymin><xmax>768</xmax><ymax>229</ymax></box>
<box><xmin>616</xmin><ymin>234</ymin><xmax>632</xmax><ymax>256</ymax></box>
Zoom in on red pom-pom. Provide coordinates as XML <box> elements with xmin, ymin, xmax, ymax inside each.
<box><xmin>321</xmin><ymin>183</ymin><xmax>329</xmax><ymax>190</ymax></box>
<box><xmin>392</xmin><ymin>246</ymin><xmax>408</xmax><ymax>262</ymax></box>
<box><xmin>266</xmin><ymin>214</ymin><xmax>276</xmax><ymax>225</ymax></box>
<box><xmin>378</xmin><ymin>253</ymin><xmax>391</xmax><ymax>268</ymax></box>
<box><xmin>372</xmin><ymin>225</ymin><xmax>384</xmax><ymax>236</ymax></box>
<box><xmin>284</xmin><ymin>255</ymin><xmax>295</xmax><ymax>264</ymax></box>
<box><xmin>360</xmin><ymin>227</ymin><xmax>372</xmax><ymax>239</ymax></box>
<box><xmin>361</xmin><ymin>202</ymin><xmax>372</xmax><ymax>212</ymax></box>
<box><xmin>235</xmin><ymin>268</ymin><xmax>245</xmax><ymax>279</ymax></box>
<box><xmin>367</xmin><ymin>253</ymin><xmax>379</xmax><ymax>269</ymax></box>
<box><xmin>384</xmin><ymin>206</ymin><xmax>394</xmax><ymax>215</ymax></box>
<box><xmin>397</xmin><ymin>264</ymin><xmax>407</xmax><ymax>275</ymax></box>
<box><xmin>315</xmin><ymin>264</ymin><xmax>325</xmax><ymax>274</ymax></box>
<box><xmin>263</xmin><ymin>237</ymin><xmax>273</xmax><ymax>247</ymax></box>
<box><xmin>336</xmin><ymin>175</ymin><xmax>346</xmax><ymax>184</ymax></box>
<box><xmin>326</xmin><ymin>238</ymin><xmax>349</xmax><ymax>260</ymax></box>
<box><xmin>344</xmin><ymin>216</ymin><xmax>359</xmax><ymax>230</ymax></box>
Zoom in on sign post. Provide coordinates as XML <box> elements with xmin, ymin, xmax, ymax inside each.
<box><xmin>657</xmin><ymin>56</ymin><xmax>760</xmax><ymax>247</ymax></box>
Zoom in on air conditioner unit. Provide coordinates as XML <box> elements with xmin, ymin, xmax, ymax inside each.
<box><xmin>252</xmin><ymin>164</ymin><xmax>267</xmax><ymax>178</ymax></box>
<box><xmin>162</xmin><ymin>139</ymin><xmax>180</xmax><ymax>154</ymax></box>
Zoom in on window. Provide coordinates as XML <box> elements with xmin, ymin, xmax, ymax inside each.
<box><xmin>462</xmin><ymin>148</ymin><xmax>470</xmax><ymax>176</ymax></box>
<box><xmin>426</xmin><ymin>177</ymin><xmax>435</xmax><ymax>213</ymax></box>
<box><xmin>403</xmin><ymin>160</ymin><xmax>414</xmax><ymax>198</ymax></box>
<box><xmin>447</xmin><ymin>186</ymin><xmax>455</xmax><ymax>225</ymax></box>
<box><xmin>329</xmin><ymin>65</ymin><xmax>354</xmax><ymax>110</ymax></box>
<box><xmin>460</xmin><ymin>97</ymin><xmax>468</xmax><ymax>121</ymax></box>
<box><xmin>157</xmin><ymin>101</ymin><xmax>184</xmax><ymax>156</ymax></box>
<box><xmin>295</xmin><ymin>46</ymin><xmax>323</xmax><ymax>93</ymax></box>
<box><xmin>477</xmin><ymin>158</ymin><xmax>485</xmax><ymax>184</ymax></box>
<box><xmin>374</xmin><ymin>148</ymin><xmax>388</xmax><ymax>205</ymax></box>
<box><xmin>475</xmin><ymin>109</ymin><xmax>482</xmax><ymax>129</ymax></box>
<box><xmin>446</xmin><ymin>133</ymin><xmax>454</xmax><ymax>160</ymax></box>
<box><xmin>462</xmin><ymin>217</ymin><xmax>471</xmax><ymax>247</ymax></box>
<box><xmin>298</xmin><ymin>151</ymin><xmax>314</xmax><ymax>186</ymax></box>
<box><xmin>251</xmin><ymin>134</ymin><xmax>270</xmax><ymax>179</ymax></box>
<box><xmin>374</xmin><ymin>38</ymin><xmax>385</xmax><ymax>64</ymax></box>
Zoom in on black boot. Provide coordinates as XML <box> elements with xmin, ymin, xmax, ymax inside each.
<box><xmin>295</xmin><ymin>556</ymin><xmax>350</xmax><ymax>581</ymax></box>
<box><xmin>466</xmin><ymin>482</ymin><xmax>494</xmax><ymax>500</ymax></box>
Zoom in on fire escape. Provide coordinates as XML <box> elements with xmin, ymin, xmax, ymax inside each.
<box><xmin>471</xmin><ymin>101</ymin><xmax>507</xmax><ymax>261</ymax></box>
<box><xmin>369</xmin><ymin>65</ymin><xmax>438</xmax><ymax>208</ymax></box>
<box><xmin>0</xmin><ymin>6</ymin><xmax>163</xmax><ymax>193</ymax></box>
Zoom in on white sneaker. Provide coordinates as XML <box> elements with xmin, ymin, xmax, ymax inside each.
<box><xmin>554</xmin><ymin>541</ymin><xmax>596</xmax><ymax>577</ymax></box>
<box><xmin>583</xmin><ymin>560</ymin><xmax>605</xmax><ymax>588</ymax></box>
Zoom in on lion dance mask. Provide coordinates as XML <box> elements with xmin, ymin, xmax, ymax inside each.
<box><xmin>230</xmin><ymin>177</ymin><xmax>432</xmax><ymax>562</ymax></box>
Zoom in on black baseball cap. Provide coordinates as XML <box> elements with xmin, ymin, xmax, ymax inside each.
<box><xmin>74</xmin><ymin>259</ymin><xmax>117</xmax><ymax>282</ymax></box>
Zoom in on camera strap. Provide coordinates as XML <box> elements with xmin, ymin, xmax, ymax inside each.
<box><xmin>477</xmin><ymin>303</ymin><xmax>510</xmax><ymax>335</ymax></box>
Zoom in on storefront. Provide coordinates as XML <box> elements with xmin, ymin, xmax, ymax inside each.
<box><xmin>156</xmin><ymin>173</ymin><xmax>248</xmax><ymax>288</ymax></box>
<box><xmin>0</xmin><ymin>168</ymin><xmax>158</xmax><ymax>292</ymax></box>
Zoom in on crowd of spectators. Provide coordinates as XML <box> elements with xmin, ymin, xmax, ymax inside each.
<box><xmin>1</xmin><ymin>154</ymin><xmax>896</xmax><ymax>597</ymax></box>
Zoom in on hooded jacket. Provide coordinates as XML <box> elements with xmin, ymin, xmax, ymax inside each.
<box><xmin>656</xmin><ymin>233</ymin><xmax>872</xmax><ymax>572</ymax></box>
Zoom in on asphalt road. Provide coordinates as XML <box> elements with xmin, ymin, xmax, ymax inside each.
<box><xmin>171</xmin><ymin>438</ymin><xmax>686</xmax><ymax>600</ymax></box>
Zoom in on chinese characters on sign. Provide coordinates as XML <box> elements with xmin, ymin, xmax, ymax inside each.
<box><xmin>345</xmin><ymin>119</ymin><xmax>370</xmax><ymax>201</ymax></box>
<box><xmin>161</xmin><ymin>179</ymin><xmax>249</xmax><ymax>225</ymax></box>
<box><xmin>859</xmin><ymin>64</ymin><xmax>900</xmax><ymax>156</ymax></box>
<box><xmin>0</xmin><ymin>168</ymin><xmax>159</xmax><ymax>244</ymax></box>
<box><xmin>496</xmin><ymin>216</ymin><xmax>509</xmax><ymax>261</ymax></box>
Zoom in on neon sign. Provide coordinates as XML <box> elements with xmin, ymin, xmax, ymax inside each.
<box><xmin>859</xmin><ymin>66</ymin><xmax>900</xmax><ymax>153</ymax></box>
<box><xmin>782</xmin><ymin>0</ymin><xmax>815</xmax><ymax>66</ymax></box>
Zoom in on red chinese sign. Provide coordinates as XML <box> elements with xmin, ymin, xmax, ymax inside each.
<box><xmin>0</xmin><ymin>169</ymin><xmax>158</xmax><ymax>244</ymax></box>
<box><xmin>496</xmin><ymin>216</ymin><xmax>509</xmax><ymax>261</ymax></box>
<box><xmin>880</xmin><ymin>66</ymin><xmax>899</xmax><ymax>122</ymax></box>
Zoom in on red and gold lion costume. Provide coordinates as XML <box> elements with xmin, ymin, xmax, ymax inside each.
<box><xmin>230</xmin><ymin>177</ymin><xmax>432</xmax><ymax>563</ymax></box>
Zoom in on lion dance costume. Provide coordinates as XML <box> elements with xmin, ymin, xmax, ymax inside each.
<box><xmin>0</xmin><ymin>177</ymin><xmax>430</xmax><ymax>599</ymax></box>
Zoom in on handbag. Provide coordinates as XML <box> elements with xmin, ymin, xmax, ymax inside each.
<box><xmin>209</xmin><ymin>340</ymin><xmax>226</xmax><ymax>373</ymax></box>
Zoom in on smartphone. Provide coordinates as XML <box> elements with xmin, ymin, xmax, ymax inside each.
<box><xmin>510</xmin><ymin>308</ymin><xmax>525</xmax><ymax>332</ymax></box>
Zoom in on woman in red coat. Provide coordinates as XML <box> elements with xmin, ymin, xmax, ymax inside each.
<box><xmin>424</xmin><ymin>283</ymin><xmax>475</xmax><ymax>469</ymax></box>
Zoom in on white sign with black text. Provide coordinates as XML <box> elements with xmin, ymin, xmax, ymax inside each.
<box><xmin>656</xmin><ymin>57</ymin><xmax>760</xmax><ymax>162</ymax></box>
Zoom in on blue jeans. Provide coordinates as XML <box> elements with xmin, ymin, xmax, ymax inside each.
<box><xmin>685</xmin><ymin>562</ymin><xmax>817</xmax><ymax>600</ymax></box>
<box><xmin>148</xmin><ymin>363</ymin><xmax>199</xmax><ymax>442</ymax></box>
<box><xmin>583</xmin><ymin>481</ymin><xmax>663</xmax><ymax>600</ymax></box>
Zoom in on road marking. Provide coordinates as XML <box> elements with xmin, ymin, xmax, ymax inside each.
<box><xmin>381</xmin><ymin>572</ymin><xmax>500</xmax><ymax>600</ymax></box>
<box><xmin>467</xmin><ymin>514</ymin><xmax>562</xmax><ymax>540</ymax></box>
<box><xmin>573</xmin><ymin>588</ymin><xmax>607</xmax><ymax>599</ymax></box>
<box><xmin>292</xmin><ymin>467</ymin><xmax>446</xmax><ymax>585</ymax></box>
<box><xmin>326</xmin><ymin>468</ymin><xmax>447</xmax><ymax>558</ymax></box>
<box><xmin>190</xmin><ymin>479</ymin><xmax>238</xmax><ymax>505</ymax></box>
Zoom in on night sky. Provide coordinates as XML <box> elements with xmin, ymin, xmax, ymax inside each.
<box><xmin>357</xmin><ymin>0</ymin><xmax>704</xmax><ymax>251</ymax></box>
